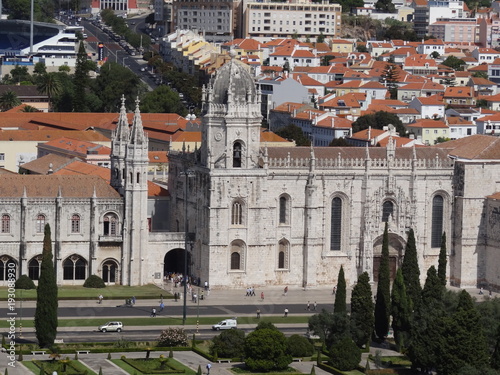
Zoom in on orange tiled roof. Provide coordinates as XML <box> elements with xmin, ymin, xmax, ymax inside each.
<box><xmin>41</xmin><ymin>137</ymin><xmax>111</xmax><ymax>155</ymax></box>
<box><xmin>53</xmin><ymin>160</ymin><xmax>111</xmax><ymax>182</ymax></box>
<box><xmin>433</xmin><ymin>134</ymin><xmax>500</xmax><ymax>159</ymax></box>
<box><xmin>407</xmin><ymin>119</ymin><xmax>448</xmax><ymax>128</ymax></box>
<box><xmin>149</xmin><ymin>151</ymin><xmax>168</xmax><ymax>163</ymax></box>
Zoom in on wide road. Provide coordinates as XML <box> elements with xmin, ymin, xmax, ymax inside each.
<box><xmin>15</xmin><ymin>326</ymin><xmax>309</xmax><ymax>344</ymax></box>
<box><xmin>0</xmin><ymin>302</ymin><xmax>329</xmax><ymax>319</ymax></box>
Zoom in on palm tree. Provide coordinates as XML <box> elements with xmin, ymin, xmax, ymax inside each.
<box><xmin>19</xmin><ymin>104</ymin><xmax>40</xmax><ymax>112</ymax></box>
<box><xmin>37</xmin><ymin>73</ymin><xmax>62</xmax><ymax>111</ymax></box>
<box><xmin>0</xmin><ymin>90</ymin><xmax>21</xmax><ymax>111</ymax></box>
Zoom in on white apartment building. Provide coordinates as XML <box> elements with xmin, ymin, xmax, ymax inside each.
<box><xmin>242</xmin><ymin>0</ymin><xmax>341</xmax><ymax>39</ymax></box>
<box><xmin>428</xmin><ymin>0</ymin><xmax>465</xmax><ymax>26</ymax></box>
<box><xmin>171</xmin><ymin>0</ymin><xmax>240</xmax><ymax>41</ymax></box>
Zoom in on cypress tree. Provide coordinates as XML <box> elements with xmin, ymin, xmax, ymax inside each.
<box><xmin>408</xmin><ymin>266</ymin><xmax>445</xmax><ymax>373</ymax></box>
<box><xmin>333</xmin><ymin>265</ymin><xmax>346</xmax><ymax>314</ymax></box>
<box><xmin>73</xmin><ymin>41</ymin><xmax>90</xmax><ymax>112</ymax></box>
<box><xmin>492</xmin><ymin>324</ymin><xmax>500</xmax><ymax>370</ymax></box>
<box><xmin>391</xmin><ymin>268</ymin><xmax>410</xmax><ymax>352</ymax></box>
<box><xmin>438</xmin><ymin>232</ymin><xmax>447</xmax><ymax>286</ymax></box>
<box><xmin>374</xmin><ymin>222</ymin><xmax>391</xmax><ymax>340</ymax></box>
<box><xmin>438</xmin><ymin>290</ymin><xmax>489</xmax><ymax>375</ymax></box>
<box><xmin>401</xmin><ymin>228</ymin><xmax>421</xmax><ymax>310</ymax></box>
<box><xmin>34</xmin><ymin>224</ymin><xmax>58</xmax><ymax>348</ymax></box>
<box><xmin>350</xmin><ymin>272</ymin><xmax>374</xmax><ymax>348</ymax></box>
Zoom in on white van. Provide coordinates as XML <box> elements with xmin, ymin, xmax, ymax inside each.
<box><xmin>212</xmin><ymin>318</ymin><xmax>237</xmax><ymax>330</ymax></box>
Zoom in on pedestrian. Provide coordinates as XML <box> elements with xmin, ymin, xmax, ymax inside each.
<box><xmin>251</xmin><ymin>287</ymin><xmax>256</xmax><ymax>296</ymax></box>
<box><xmin>204</xmin><ymin>281</ymin><xmax>209</xmax><ymax>291</ymax></box>
<box><xmin>150</xmin><ymin>308</ymin><xmax>157</xmax><ymax>317</ymax></box>
<box><xmin>332</xmin><ymin>286</ymin><xmax>336</xmax><ymax>295</ymax></box>
<box><xmin>284</xmin><ymin>308</ymin><xmax>289</xmax><ymax>317</ymax></box>
<box><xmin>159</xmin><ymin>302</ymin><xmax>164</xmax><ymax>312</ymax></box>
<box><xmin>306</xmin><ymin>301</ymin><xmax>310</xmax><ymax>311</ymax></box>
<box><xmin>313</xmin><ymin>301</ymin><xmax>317</xmax><ymax>311</ymax></box>
<box><xmin>261</xmin><ymin>291</ymin><xmax>264</xmax><ymax>301</ymax></box>
<box><xmin>131</xmin><ymin>296</ymin><xmax>136</xmax><ymax>305</ymax></box>
<box><xmin>98</xmin><ymin>294</ymin><xmax>103</xmax><ymax>304</ymax></box>
<box><xmin>489</xmin><ymin>288</ymin><xmax>493</xmax><ymax>297</ymax></box>
<box><xmin>256</xmin><ymin>308</ymin><xmax>261</xmax><ymax>319</ymax></box>
<box><xmin>206</xmin><ymin>363</ymin><xmax>212</xmax><ymax>375</ymax></box>
<box><xmin>479</xmin><ymin>287</ymin><xmax>484</xmax><ymax>295</ymax></box>
<box><xmin>283</xmin><ymin>286</ymin><xmax>288</xmax><ymax>296</ymax></box>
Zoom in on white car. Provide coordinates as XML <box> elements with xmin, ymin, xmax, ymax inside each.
<box><xmin>98</xmin><ymin>321</ymin><xmax>123</xmax><ymax>332</ymax></box>
<box><xmin>212</xmin><ymin>318</ymin><xmax>237</xmax><ymax>330</ymax></box>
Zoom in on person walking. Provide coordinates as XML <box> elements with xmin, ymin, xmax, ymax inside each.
<box><xmin>256</xmin><ymin>308</ymin><xmax>261</xmax><ymax>319</ymax></box>
<box><xmin>283</xmin><ymin>286</ymin><xmax>288</xmax><ymax>296</ymax></box>
<box><xmin>98</xmin><ymin>294</ymin><xmax>103</xmax><ymax>304</ymax></box>
<box><xmin>206</xmin><ymin>363</ymin><xmax>212</xmax><ymax>375</ymax></box>
<box><xmin>284</xmin><ymin>308</ymin><xmax>289</xmax><ymax>317</ymax></box>
<box><xmin>313</xmin><ymin>301</ymin><xmax>317</xmax><ymax>311</ymax></box>
<box><xmin>131</xmin><ymin>296</ymin><xmax>136</xmax><ymax>305</ymax></box>
<box><xmin>306</xmin><ymin>301</ymin><xmax>310</xmax><ymax>311</ymax></box>
<box><xmin>159</xmin><ymin>301</ymin><xmax>164</xmax><ymax>312</ymax></box>
<box><xmin>150</xmin><ymin>308</ymin><xmax>157</xmax><ymax>317</ymax></box>
<box><xmin>261</xmin><ymin>292</ymin><xmax>264</xmax><ymax>301</ymax></box>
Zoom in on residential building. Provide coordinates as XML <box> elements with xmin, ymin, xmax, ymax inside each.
<box><xmin>405</xmin><ymin>118</ymin><xmax>449</xmax><ymax>145</ymax></box>
<box><xmin>429</xmin><ymin>18</ymin><xmax>477</xmax><ymax>43</ymax></box>
<box><xmin>242</xmin><ymin>0</ymin><xmax>341</xmax><ymax>40</ymax></box>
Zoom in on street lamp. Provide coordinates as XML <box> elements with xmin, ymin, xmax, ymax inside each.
<box><xmin>180</xmin><ymin>168</ymin><xmax>194</xmax><ymax>325</ymax></box>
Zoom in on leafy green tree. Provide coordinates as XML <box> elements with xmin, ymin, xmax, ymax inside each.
<box><xmin>408</xmin><ymin>266</ymin><xmax>445</xmax><ymax>373</ymax></box>
<box><xmin>73</xmin><ymin>41</ymin><xmax>91</xmax><ymax>112</ymax></box>
<box><xmin>140</xmin><ymin>85</ymin><xmax>187</xmax><ymax>116</ymax></box>
<box><xmin>438</xmin><ymin>290</ymin><xmax>489</xmax><ymax>375</ymax></box>
<box><xmin>329</xmin><ymin>138</ymin><xmax>352</xmax><ymax>147</ymax></box>
<box><xmin>442</xmin><ymin>76</ymin><xmax>456</xmax><ymax>87</ymax></box>
<box><xmin>316</xmin><ymin>33</ymin><xmax>325</xmax><ymax>43</ymax></box>
<box><xmin>287</xmin><ymin>334</ymin><xmax>315</xmax><ymax>357</ymax></box>
<box><xmin>51</xmin><ymin>72</ymin><xmax>75</xmax><ymax>112</ymax></box>
<box><xmin>9</xmin><ymin>66</ymin><xmax>32</xmax><ymax>84</ymax></box>
<box><xmin>34</xmin><ymin>224</ymin><xmax>58</xmax><ymax>348</ymax></box>
<box><xmin>438</xmin><ymin>232</ymin><xmax>447</xmax><ymax>286</ymax></box>
<box><xmin>401</xmin><ymin>228</ymin><xmax>421</xmax><ymax>310</ymax></box>
<box><xmin>391</xmin><ymin>269</ymin><xmax>410</xmax><ymax>352</ymax></box>
<box><xmin>58</xmin><ymin>65</ymin><xmax>71</xmax><ymax>73</ymax></box>
<box><xmin>15</xmin><ymin>275</ymin><xmax>36</xmax><ymax>289</ymax></box>
<box><xmin>356</xmin><ymin>44</ymin><xmax>368</xmax><ymax>52</ymax></box>
<box><xmin>374</xmin><ymin>222</ymin><xmax>391</xmax><ymax>340</ymax></box>
<box><xmin>442</xmin><ymin>55</ymin><xmax>466</xmax><ymax>71</ymax></box>
<box><xmin>334</xmin><ymin>265</ymin><xmax>346</xmax><ymax>314</ymax></box>
<box><xmin>33</xmin><ymin>62</ymin><xmax>47</xmax><ymax>75</ymax></box>
<box><xmin>430</xmin><ymin>51</ymin><xmax>440</xmax><ymax>59</ymax></box>
<box><xmin>274</xmin><ymin>124</ymin><xmax>311</xmax><ymax>146</ymax></box>
<box><xmin>472</xmin><ymin>71</ymin><xmax>488</xmax><ymax>79</ymax></box>
<box><xmin>350</xmin><ymin>272</ymin><xmax>374</xmax><ymax>348</ymax></box>
<box><xmin>351</xmin><ymin>111</ymin><xmax>406</xmax><ymax>136</ymax></box>
<box><xmin>37</xmin><ymin>73</ymin><xmax>62</xmax><ymax>111</ymax></box>
<box><xmin>0</xmin><ymin>90</ymin><xmax>21</xmax><ymax>111</ymax></box>
<box><xmin>20</xmin><ymin>105</ymin><xmax>39</xmax><ymax>112</ymax></box>
<box><xmin>476</xmin><ymin>99</ymin><xmax>488</xmax><ymax>109</ymax></box>
<box><xmin>329</xmin><ymin>336</ymin><xmax>361</xmax><ymax>371</ymax></box>
<box><xmin>91</xmin><ymin>62</ymin><xmax>143</xmax><ymax>112</ymax></box>
<box><xmin>308</xmin><ymin>309</ymin><xmax>335</xmax><ymax>344</ymax></box>
<box><xmin>492</xmin><ymin>324</ymin><xmax>500</xmax><ymax>370</ymax></box>
<box><xmin>210</xmin><ymin>329</ymin><xmax>245</xmax><ymax>358</ymax></box>
<box><xmin>244</xmin><ymin>328</ymin><xmax>292</xmax><ymax>372</ymax></box>
<box><xmin>326</xmin><ymin>313</ymin><xmax>351</xmax><ymax>347</ymax></box>
<box><xmin>375</xmin><ymin>0</ymin><xmax>395</xmax><ymax>12</ymax></box>
<box><xmin>255</xmin><ymin>321</ymin><xmax>279</xmax><ymax>331</ymax></box>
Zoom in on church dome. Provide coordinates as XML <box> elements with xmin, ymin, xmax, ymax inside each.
<box><xmin>210</xmin><ymin>58</ymin><xmax>257</xmax><ymax>105</ymax></box>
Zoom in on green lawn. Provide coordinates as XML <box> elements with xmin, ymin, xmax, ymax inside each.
<box><xmin>0</xmin><ymin>284</ymin><xmax>167</xmax><ymax>300</ymax></box>
<box><xmin>0</xmin><ymin>316</ymin><xmax>309</xmax><ymax>329</ymax></box>
<box><xmin>112</xmin><ymin>356</ymin><xmax>198</xmax><ymax>375</ymax></box>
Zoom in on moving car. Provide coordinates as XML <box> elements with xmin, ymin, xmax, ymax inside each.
<box><xmin>98</xmin><ymin>321</ymin><xmax>123</xmax><ymax>332</ymax></box>
<box><xmin>212</xmin><ymin>318</ymin><xmax>237</xmax><ymax>330</ymax></box>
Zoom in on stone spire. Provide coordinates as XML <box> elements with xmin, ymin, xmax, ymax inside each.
<box><xmin>115</xmin><ymin>95</ymin><xmax>129</xmax><ymax>143</ymax></box>
<box><xmin>129</xmin><ymin>97</ymin><xmax>146</xmax><ymax>146</ymax></box>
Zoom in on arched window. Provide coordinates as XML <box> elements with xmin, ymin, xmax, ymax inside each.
<box><xmin>278</xmin><ymin>239</ymin><xmax>289</xmax><ymax>269</ymax></box>
<box><xmin>231</xmin><ymin>201</ymin><xmax>243</xmax><ymax>225</ymax></box>
<box><xmin>230</xmin><ymin>240</ymin><xmax>245</xmax><ymax>270</ymax></box>
<box><xmin>382</xmin><ymin>201</ymin><xmax>394</xmax><ymax>223</ymax></box>
<box><xmin>28</xmin><ymin>256</ymin><xmax>42</xmax><ymax>280</ymax></box>
<box><xmin>233</xmin><ymin>142</ymin><xmax>242</xmax><ymax>168</ymax></box>
<box><xmin>1</xmin><ymin>214</ymin><xmax>10</xmax><ymax>233</ymax></box>
<box><xmin>71</xmin><ymin>214</ymin><xmax>81</xmax><ymax>233</ymax></box>
<box><xmin>36</xmin><ymin>214</ymin><xmax>46</xmax><ymax>233</ymax></box>
<box><xmin>102</xmin><ymin>260</ymin><xmax>118</xmax><ymax>283</ymax></box>
<box><xmin>0</xmin><ymin>257</ymin><xmax>16</xmax><ymax>281</ymax></box>
<box><xmin>431</xmin><ymin>195</ymin><xmax>444</xmax><ymax>247</ymax></box>
<box><xmin>279</xmin><ymin>196</ymin><xmax>288</xmax><ymax>224</ymax></box>
<box><xmin>103</xmin><ymin>213</ymin><xmax>118</xmax><ymax>236</ymax></box>
<box><xmin>230</xmin><ymin>252</ymin><xmax>241</xmax><ymax>270</ymax></box>
<box><xmin>331</xmin><ymin>197</ymin><xmax>342</xmax><ymax>250</ymax></box>
<box><xmin>63</xmin><ymin>255</ymin><xmax>87</xmax><ymax>280</ymax></box>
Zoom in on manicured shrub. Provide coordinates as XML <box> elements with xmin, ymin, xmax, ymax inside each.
<box><xmin>329</xmin><ymin>336</ymin><xmax>361</xmax><ymax>371</ymax></box>
<box><xmin>210</xmin><ymin>329</ymin><xmax>245</xmax><ymax>358</ymax></box>
<box><xmin>287</xmin><ymin>334</ymin><xmax>315</xmax><ymax>357</ymax></box>
<box><xmin>83</xmin><ymin>275</ymin><xmax>106</xmax><ymax>288</ymax></box>
<box><xmin>157</xmin><ymin>328</ymin><xmax>188</xmax><ymax>347</ymax></box>
<box><xmin>15</xmin><ymin>275</ymin><xmax>36</xmax><ymax>290</ymax></box>
<box><xmin>245</xmin><ymin>328</ymin><xmax>292</xmax><ymax>372</ymax></box>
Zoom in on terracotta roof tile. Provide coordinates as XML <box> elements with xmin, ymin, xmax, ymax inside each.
<box><xmin>432</xmin><ymin>134</ymin><xmax>500</xmax><ymax>159</ymax></box>
<box><xmin>0</xmin><ymin>175</ymin><xmax>120</xmax><ymax>198</ymax></box>
<box><xmin>149</xmin><ymin>151</ymin><xmax>168</xmax><ymax>163</ymax></box>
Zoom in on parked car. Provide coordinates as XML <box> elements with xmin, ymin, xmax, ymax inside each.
<box><xmin>98</xmin><ymin>321</ymin><xmax>123</xmax><ymax>332</ymax></box>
